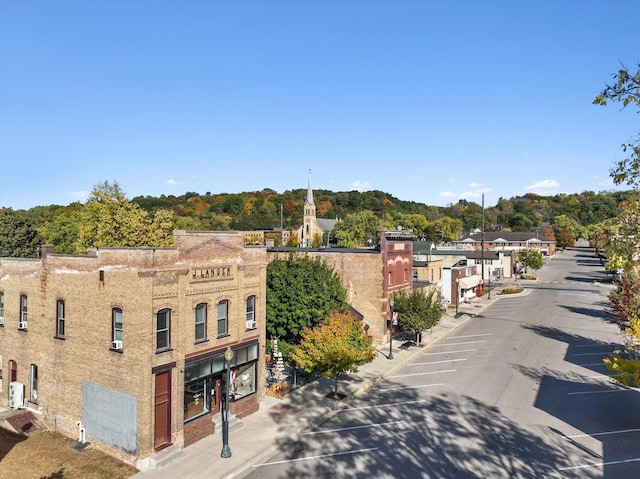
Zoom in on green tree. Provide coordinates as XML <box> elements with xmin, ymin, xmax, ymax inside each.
<box><xmin>594</xmin><ymin>64</ymin><xmax>640</xmax><ymax>188</ymax></box>
<box><xmin>392</xmin><ymin>287</ymin><xmax>444</xmax><ymax>344</ymax></box>
<box><xmin>519</xmin><ymin>248</ymin><xmax>544</xmax><ymax>273</ymax></box>
<box><xmin>333</xmin><ymin>210</ymin><xmax>381</xmax><ymax>247</ymax></box>
<box><xmin>266</xmin><ymin>254</ymin><xmax>349</xmax><ymax>349</ymax></box>
<box><xmin>76</xmin><ymin>181</ymin><xmax>175</xmax><ymax>251</ymax></box>
<box><xmin>37</xmin><ymin>205</ymin><xmax>83</xmax><ymax>254</ymax></box>
<box><xmin>0</xmin><ymin>208</ymin><xmax>42</xmax><ymax>258</ymax></box>
<box><xmin>291</xmin><ymin>310</ymin><xmax>376</xmax><ymax>398</ymax></box>
<box><xmin>429</xmin><ymin>217</ymin><xmax>463</xmax><ymax>242</ymax></box>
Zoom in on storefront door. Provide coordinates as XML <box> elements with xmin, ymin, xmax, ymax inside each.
<box><xmin>154</xmin><ymin>371</ymin><xmax>172</xmax><ymax>450</ymax></box>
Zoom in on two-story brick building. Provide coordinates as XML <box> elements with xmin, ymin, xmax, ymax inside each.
<box><xmin>0</xmin><ymin>230</ymin><xmax>267</xmax><ymax>469</ymax></box>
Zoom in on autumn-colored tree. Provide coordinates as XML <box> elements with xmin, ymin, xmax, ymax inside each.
<box><xmin>555</xmin><ymin>228</ymin><xmax>575</xmax><ymax>249</ymax></box>
<box><xmin>291</xmin><ymin>311</ymin><xmax>376</xmax><ymax>398</ymax></box>
<box><xmin>608</xmin><ymin>273</ymin><xmax>640</xmax><ymax>329</ymax></box>
<box><xmin>604</xmin><ymin>273</ymin><xmax>640</xmax><ymax>387</ymax></box>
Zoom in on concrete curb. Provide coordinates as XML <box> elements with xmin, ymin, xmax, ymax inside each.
<box><xmin>223</xmin><ymin>311</ymin><xmax>479</xmax><ymax>479</ymax></box>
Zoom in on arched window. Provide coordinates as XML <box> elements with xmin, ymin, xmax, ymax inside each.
<box><xmin>217</xmin><ymin>300</ymin><xmax>229</xmax><ymax>337</ymax></box>
<box><xmin>156</xmin><ymin>309</ymin><xmax>171</xmax><ymax>352</ymax></box>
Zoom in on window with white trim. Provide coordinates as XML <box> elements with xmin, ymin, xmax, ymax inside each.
<box><xmin>195</xmin><ymin>303</ymin><xmax>207</xmax><ymax>342</ymax></box>
<box><xmin>56</xmin><ymin>300</ymin><xmax>65</xmax><ymax>338</ymax></box>
<box><xmin>217</xmin><ymin>300</ymin><xmax>228</xmax><ymax>337</ymax></box>
<box><xmin>0</xmin><ymin>291</ymin><xmax>4</xmax><ymax>325</ymax></box>
<box><xmin>156</xmin><ymin>308</ymin><xmax>171</xmax><ymax>352</ymax></box>
<box><xmin>246</xmin><ymin>296</ymin><xmax>256</xmax><ymax>329</ymax></box>
<box><xmin>112</xmin><ymin>308</ymin><xmax>123</xmax><ymax>344</ymax></box>
<box><xmin>20</xmin><ymin>294</ymin><xmax>28</xmax><ymax>328</ymax></box>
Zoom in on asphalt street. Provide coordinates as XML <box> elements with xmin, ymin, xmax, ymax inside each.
<box><xmin>243</xmin><ymin>249</ymin><xmax>640</xmax><ymax>479</ymax></box>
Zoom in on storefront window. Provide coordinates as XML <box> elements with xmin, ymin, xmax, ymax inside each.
<box><xmin>184</xmin><ymin>378</ymin><xmax>211</xmax><ymax>421</ymax></box>
<box><xmin>183</xmin><ymin>342</ymin><xmax>259</xmax><ymax>423</ymax></box>
<box><xmin>233</xmin><ymin>363</ymin><xmax>256</xmax><ymax>399</ymax></box>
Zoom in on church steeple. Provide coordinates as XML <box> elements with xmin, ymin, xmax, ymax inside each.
<box><xmin>306</xmin><ymin>169</ymin><xmax>314</xmax><ymax>205</ymax></box>
<box><xmin>302</xmin><ymin>170</ymin><xmax>316</xmax><ymax>247</ymax></box>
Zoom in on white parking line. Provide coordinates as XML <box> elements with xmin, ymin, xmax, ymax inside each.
<box><xmin>411</xmin><ymin>359</ymin><xmax>468</xmax><ymax>366</ymax></box>
<box><xmin>391</xmin><ymin>369</ymin><xmax>456</xmax><ymax>378</ymax></box>
<box><xmin>301</xmin><ymin>420</ymin><xmax>405</xmax><ymax>436</ymax></box>
<box><xmin>423</xmin><ymin>349</ymin><xmax>477</xmax><ymax>356</ymax></box>
<box><xmin>339</xmin><ymin>399</ymin><xmax>428</xmax><ymax>412</ymax></box>
<box><xmin>253</xmin><ymin>447</ymin><xmax>380</xmax><ymax>467</ymax></box>
<box><xmin>436</xmin><ymin>340</ymin><xmax>487</xmax><ymax>347</ymax></box>
<box><xmin>567</xmin><ymin>428</ymin><xmax>640</xmax><ymax>439</ymax></box>
<box><xmin>558</xmin><ymin>457</ymin><xmax>640</xmax><ymax>471</ymax></box>
<box><xmin>448</xmin><ymin>333</ymin><xmax>493</xmax><ymax>339</ymax></box>
<box><xmin>568</xmin><ymin>388</ymin><xmax>629</xmax><ymax>395</ymax></box>
<box><xmin>379</xmin><ymin>383</ymin><xmax>444</xmax><ymax>392</ymax></box>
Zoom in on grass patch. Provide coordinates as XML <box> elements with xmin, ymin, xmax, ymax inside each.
<box><xmin>520</xmin><ymin>273</ymin><xmax>537</xmax><ymax>280</ymax></box>
<box><xmin>0</xmin><ymin>429</ymin><xmax>138</xmax><ymax>479</ymax></box>
<box><xmin>500</xmin><ymin>286</ymin><xmax>524</xmax><ymax>295</ymax></box>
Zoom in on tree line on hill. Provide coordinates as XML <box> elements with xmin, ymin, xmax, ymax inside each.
<box><xmin>0</xmin><ymin>181</ymin><xmax>636</xmax><ymax>258</ymax></box>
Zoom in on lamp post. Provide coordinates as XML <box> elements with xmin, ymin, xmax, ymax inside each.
<box><xmin>220</xmin><ymin>346</ymin><xmax>234</xmax><ymax>459</ymax></box>
<box><xmin>488</xmin><ymin>267</ymin><xmax>491</xmax><ymax>299</ymax></box>
<box><xmin>388</xmin><ymin>298</ymin><xmax>394</xmax><ymax>360</ymax></box>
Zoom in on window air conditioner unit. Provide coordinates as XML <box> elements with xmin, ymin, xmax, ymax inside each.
<box><xmin>0</xmin><ymin>317</ymin><xmax>4</xmax><ymax>325</ymax></box>
<box><xmin>246</xmin><ymin>320</ymin><xmax>257</xmax><ymax>330</ymax></box>
<box><xmin>9</xmin><ymin>382</ymin><xmax>24</xmax><ymax>409</ymax></box>
<box><xmin>18</xmin><ymin>321</ymin><xmax>28</xmax><ymax>330</ymax></box>
<box><xmin>112</xmin><ymin>340</ymin><xmax>123</xmax><ymax>350</ymax></box>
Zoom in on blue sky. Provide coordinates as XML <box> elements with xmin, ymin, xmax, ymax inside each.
<box><xmin>1</xmin><ymin>0</ymin><xmax>638</xmax><ymax>211</ymax></box>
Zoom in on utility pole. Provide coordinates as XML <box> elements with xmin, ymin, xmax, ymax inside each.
<box><xmin>481</xmin><ymin>193</ymin><xmax>485</xmax><ymax>288</ymax></box>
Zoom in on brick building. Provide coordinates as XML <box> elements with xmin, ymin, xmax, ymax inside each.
<box><xmin>0</xmin><ymin>230</ymin><xmax>267</xmax><ymax>469</ymax></box>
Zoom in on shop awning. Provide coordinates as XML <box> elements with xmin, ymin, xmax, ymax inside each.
<box><xmin>458</xmin><ymin>275</ymin><xmax>481</xmax><ymax>290</ymax></box>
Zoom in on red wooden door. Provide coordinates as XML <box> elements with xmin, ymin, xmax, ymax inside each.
<box><xmin>154</xmin><ymin>371</ymin><xmax>171</xmax><ymax>450</ymax></box>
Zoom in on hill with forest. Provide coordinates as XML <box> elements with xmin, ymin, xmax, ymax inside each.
<box><xmin>130</xmin><ymin>188</ymin><xmax>633</xmax><ymax>233</ymax></box>
<box><xmin>0</xmin><ymin>184</ymin><xmax>634</xmax><ymax>258</ymax></box>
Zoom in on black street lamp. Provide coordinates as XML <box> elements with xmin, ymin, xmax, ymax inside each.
<box><xmin>388</xmin><ymin>297</ymin><xmax>394</xmax><ymax>360</ymax></box>
<box><xmin>220</xmin><ymin>346</ymin><xmax>234</xmax><ymax>459</ymax></box>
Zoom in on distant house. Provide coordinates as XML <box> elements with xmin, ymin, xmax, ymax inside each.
<box><xmin>454</xmin><ymin>231</ymin><xmax>556</xmax><ymax>257</ymax></box>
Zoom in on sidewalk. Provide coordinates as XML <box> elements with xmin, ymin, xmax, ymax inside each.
<box><xmin>132</xmin><ymin>290</ymin><xmax>502</xmax><ymax>479</ymax></box>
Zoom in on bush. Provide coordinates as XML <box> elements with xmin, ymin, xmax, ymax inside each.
<box><xmin>500</xmin><ymin>286</ymin><xmax>524</xmax><ymax>295</ymax></box>
<box><xmin>521</xmin><ymin>273</ymin><xmax>537</xmax><ymax>280</ymax></box>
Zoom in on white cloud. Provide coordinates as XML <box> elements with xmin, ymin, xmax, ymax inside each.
<box><xmin>165</xmin><ymin>179</ymin><xmax>181</xmax><ymax>186</ymax></box>
<box><xmin>63</xmin><ymin>191</ymin><xmax>90</xmax><ymax>203</ymax></box>
<box><xmin>349</xmin><ymin>180</ymin><xmax>372</xmax><ymax>191</ymax></box>
<box><xmin>525</xmin><ymin>179</ymin><xmax>559</xmax><ymax>194</ymax></box>
<box><xmin>468</xmin><ymin>182</ymin><xmax>481</xmax><ymax>188</ymax></box>
<box><xmin>439</xmin><ymin>191</ymin><xmax>457</xmax><ymax>198</ymax></box>
<box><xmin>459</xmin><ymin>191</ymin><xmax>482</xmax><ymax>199</ymax></box>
